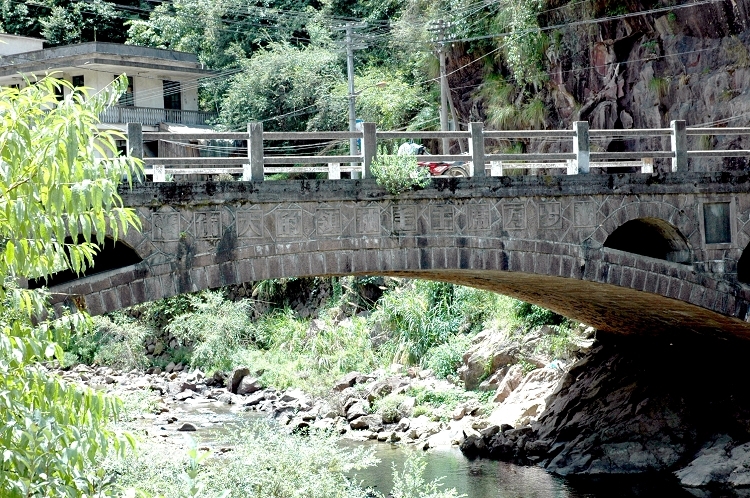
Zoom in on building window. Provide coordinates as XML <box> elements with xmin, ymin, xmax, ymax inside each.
<box><xmin>117</xmin><ymin>76</ymin><xmax>134</xmax><ymax>107</ymax></box>
<box><xmin>163</xmin><ymin>80</ymin><xmax>181</xmax><ymax>110</ymax></box>
<box><xmin>72</xmin><ymin>75</ymin><xmax>84</xmax><ymax>88</ymax></box>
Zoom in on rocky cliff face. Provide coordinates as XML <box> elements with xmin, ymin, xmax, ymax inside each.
<box><xmin>461</xmin><ymin>332</ymin><xmax>750</xmax><ymax>489</ymax></box>
<box><xmin>452</xmin><ymin>0</ymin><xmax>750</xmax><ymax>171</ymax></box>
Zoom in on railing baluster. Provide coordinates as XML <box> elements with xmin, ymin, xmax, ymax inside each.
<box><xmin>468</xmin><ymin>122</ymin><xmax>485</xmax><ymax>177</ymax></box>
<box><xmin>127</xmin><ymin>122</ymin><xmax>143</xmax><ymax>160</ymax></box>
<box><xmin>328</xmin><ymin>163</ymin><xmax>341</xmax><ymax>180</ymax></box>
<box><xmin>572</xmin><ymin>121</ymin><xmax>590</xmax><ymax>174</ymax></box>
<box><xmin>671</xmin><ymin>120</ymin><xmax>687</xmax><ymax>172</ymax></box>
<box><xmin>362</xmin><ymin>122</ymin><xmax>377</xmax><ymax>178</ymax></box>
<box><xmin>247</xmin><ymin>122</ymin><xmax>264</xmax><ymax>182</ymax></box>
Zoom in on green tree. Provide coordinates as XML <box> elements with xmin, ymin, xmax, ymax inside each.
<box><xmin>217</xmin><ymin>42</ymin><xmax>344</xmax><ymax>131</ymax></box>
<box><xmin>1</xmin><ymin>0</ymin><xmax>137</xmax><ymax>45</ymax></box>
<box><xmin>0</xmin><ymin>76</ymin><xmax>141</xmax><ymax>496</ymax></box>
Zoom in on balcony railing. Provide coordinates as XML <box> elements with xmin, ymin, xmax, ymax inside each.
<box><xmin>99</xmin><ymin>106</ymin><xmax>217</xmax><ymax>126</ymax></box>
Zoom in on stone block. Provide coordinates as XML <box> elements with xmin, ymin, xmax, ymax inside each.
<box><xmin>220</xmin><ymin>262</ymin><xmax>238</xmax><ymax>285</ymax></box>
<box><xmin>644</xmin><ymin>273</ymin><xmax>659</xmax><ymax>293</ymax></box>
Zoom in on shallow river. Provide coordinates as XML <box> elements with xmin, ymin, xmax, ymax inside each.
<box><xmin>174</xmin><ymin>401</ymin><xmax>714</xmax><ymax>498</ymax></box>
<box><xmin>339</xmin><ymin>440</ymin><xmax>702</xmax><ymax>498</ymax></box>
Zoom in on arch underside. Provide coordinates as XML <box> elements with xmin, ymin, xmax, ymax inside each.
<box><xmin>51</xmin><ymin>248</ymin><xmax>750</xmax><ymax>341</ymax></box>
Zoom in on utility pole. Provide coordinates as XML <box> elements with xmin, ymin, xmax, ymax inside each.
<box><xmin>334</xmin><ymin>22</ymin><xmax>367</xmax><ymax>178</ymax></box>
<box><xmin>428</xmin><ymin>20</ymin><xmax>451</xmax><ymax>155</ymax></box>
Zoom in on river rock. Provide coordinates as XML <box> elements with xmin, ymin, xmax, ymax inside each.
<box><xmin>177</xmin><ymin>423</ymin><xmax>197</xmax><ymax>432</ymax></box>
<box><xmin>333</xmin><ymin>371</ymin><xmax>360</xmax><ymax>391</ymax></box>
<box><xmin>493</xmin><ymin>364</ymin><xmax>524</xmax><ymax>403</ymax></box>
<box><xmin>398</xmin><ymin>396</ymin><xmax>417</xmax><ymax>418</ymax></box>
<box><xmin>174</xmin><ymin>390</ymin><xmax>195</xmax><ymax>401</ymax></box>
<box><xmin>241</xmin><ymin>391</ymin><xmax>265</xmax><ymax>407</ymax></box>
<box><xmin>350</xmin><ymin>414</ymin><xmax>383</xmax><ymax>431</ymax></box>
<box><xmin>676</xmin><ymin>436</ymin><xmax>750</xmax><ymax>488</ymax></box>
<box><xmin>460</xmin><ymin>427</ymin><xmax>486</xmax><ymax>457</ymax></box>
<box><xmin>227</xmin><ymin>367</ymin><xmax>250</xmax><ymax>394</ymax></box>
<box><xmin>236</xmin><ymin>376</ymin><xmax>262</xmax><ymax>395</ymax></box>
<box><xmin>346</xmin><ymin>401</ymin><xmax>369</xmax><ymax>421</ymax></box>
<box><xmin>488</xmin><ymin>367</ymin><xmax>561</xmax><ymax>428</ymax></box>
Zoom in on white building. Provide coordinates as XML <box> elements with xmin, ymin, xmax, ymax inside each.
<box><xmin>0</xmin><ymin>33</ymin><xmax>216</xmax><ymax>132</ymax></box>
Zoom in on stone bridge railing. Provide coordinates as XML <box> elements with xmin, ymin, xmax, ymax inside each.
<box><xmin>125</xmin><ymin>121</ymin><xmax>750</xmax><ymax>181</ymax></box>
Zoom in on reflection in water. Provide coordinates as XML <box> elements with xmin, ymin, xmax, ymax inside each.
<box><xmin>342</xmin><ymin>442</ymin><xmax>575</xmax><ymax>498</ymax></box>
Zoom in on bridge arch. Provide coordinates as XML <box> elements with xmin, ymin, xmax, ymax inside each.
<box><xmin>603</xmin><ymin>217</ymin><xmax>692</xmax><ymax>263</ymax></box>
<box><xmin>47</xmin><ymin>177</ymin><xmax>750</xmax><ymax>341</ymax></box>
<box><xmin>29</xmin><ymin>236</ymin><xmax>143</xmax><ymax>289</ymax></box>
<box><xmin>587</xmin><ymin>201</ymin><xmax>700</xmax><ymax>252</ymax></box>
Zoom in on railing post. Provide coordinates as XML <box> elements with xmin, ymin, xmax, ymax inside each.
<box><xmin>573</xmin><ymin>121</ymin><xmax>589</xmax><ymax>174</ymax></box>
<box><xmin>361</xmin><ymin>122</ymin><xmax>376</xmax><ymax>178</ymax></box>
<box><xmin>126</xmin><ymin>122</ymin><xmax>143</xmax><ymax>160</ymax></box>
<box><xmin>247</xmin><ymin>122</ymin><xmax>264</xmax><ymax>182</ymax></box>
<box><xmin>328</xmin><ymin>163</ymin><xmax>341</xmax><ymax>180</ymax></box>
<box><xmin>468</xmin><ymin>122</ymin><xmax>485</xmax><ymax>178</ymax></box>
<box><xmin>671</xmin><ymin>120</ymin><xmax>687</xmax><ymax>172</ymax></box>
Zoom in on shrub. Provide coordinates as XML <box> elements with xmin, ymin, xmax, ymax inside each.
<box><xmin>166</xmin><ymin>291</ymin><xmax>255</xmax><ymax>372</ymax></box>
<box><xmin>421</xmin><ymin>334</ymin><xmax>472</xmax><ymax>379</ymax></box>
<box><xmin>373</xmin><ymin>393</ymin><xmax>407</xmax><ymax>423</ymax></box>
<box><xmin>108</xmin><ymin>422</ymin><xmax>378</xmax><ymax>498</ymax></box>
<box><xmin>371</xmin><ymin>154</ymin><xmax>431</xmax><ymax>195</ymax></box>
<box><xmin>90</xmin><ymin>314</ymin><xmax>152</xmax><ymax>371</ymax></box>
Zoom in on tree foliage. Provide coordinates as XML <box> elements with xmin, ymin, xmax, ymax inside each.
<box><xmin>1</xmin><ymin>0</ymin><xmax>139</xmax><ymax>45</ymax></box>
<box><xmin>217</xmin><ymin>43</ymin><xmax>344</xmax><ymax>131</ymax></box>
<box><xmin>0</xmin><ymin>76</ymin><xmax>142</xmax><ymax>496</ymax></box>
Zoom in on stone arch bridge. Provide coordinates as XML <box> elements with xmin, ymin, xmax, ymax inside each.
<box><xmin>47</xmin><ymin>172</ymin><xmax>750</xmax><ymax>339</ymax></box>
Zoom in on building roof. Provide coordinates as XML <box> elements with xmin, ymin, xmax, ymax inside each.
<box><xmin>0</xmin><ymin>42</ymin><xmax>214</xmax><ymax>79</ymax></box>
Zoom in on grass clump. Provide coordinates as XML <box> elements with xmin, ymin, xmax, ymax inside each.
<box><xmin>232</xmin><ymin>309</ymin><xmax>377</xmax><ymax>394</ymax></box>
<box><xmin>421</xmin><ymin>334</ymin><xmax>472</xmax><ymax>379</ymax></box>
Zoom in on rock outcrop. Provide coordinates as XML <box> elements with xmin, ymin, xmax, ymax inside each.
<box><xmin>460</xmin><ymin>332</ymin><xmax>750</xmax><ymax>490</ymax></box>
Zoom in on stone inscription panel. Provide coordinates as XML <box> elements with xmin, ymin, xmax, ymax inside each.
<box><xmin>356</xmin><ymin>207</ymin><xmax>380</xmax><ymax>235</ymax></box>
<box><xmin>194</xmin><ymin>211</ymin><xmax>222</xmax><ymax>240</ymax></box>
<box><xmin>316</xmin><ymin>208</ymin><xmax>342</xmax><ymax>236</ymax></box>
<box><xmin>430</xmin><ymin>205</ymin><xmax>454</xmax><ymax>231</ymax></box>
<box><xmin>236</xmin><ymin>206</ymin><xmax>263</xmax><ymax>239</ymax></box>
<box><xmin>467</xmin><ymin>204</ymin><xmax>491</xmax><ymax>231</ymax></box>
<box><xmin>393</xmin><ymin>205</ymin><xmax>417</xmax><ymax>232</ymax></box>
<box><xmin>152</xmin><ymin>212</ymin><xmax>180</xmax><ymax>242</ymax></box>
<box><xmin>538</xmin><ymin>201</ymin><xmax>562</xmax><ymax>229</ymax></box>
<box><xmin>573</xmin><ymin>201</ymin><xmax>597</xmax><ymax>227</ymax></box>
<box><xmin>503</xmin><ymin>203</ymin><xmax>526</xmax><ymax>230</ymax></box>
<box><xmin>276</xmin><ymin>209</ymin><xmax>303</xmax><ymax>238</ymax></box>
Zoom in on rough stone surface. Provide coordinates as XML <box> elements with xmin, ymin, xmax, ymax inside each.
<box><xmin>493</xmin><ymin>364</ymin><xmax>524</xmax><ymax>403</ymax></box>
<box><xmin>466</xmin><ymin>334</ymin><xmax>750</xmax><ymax>484</ymax></box>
